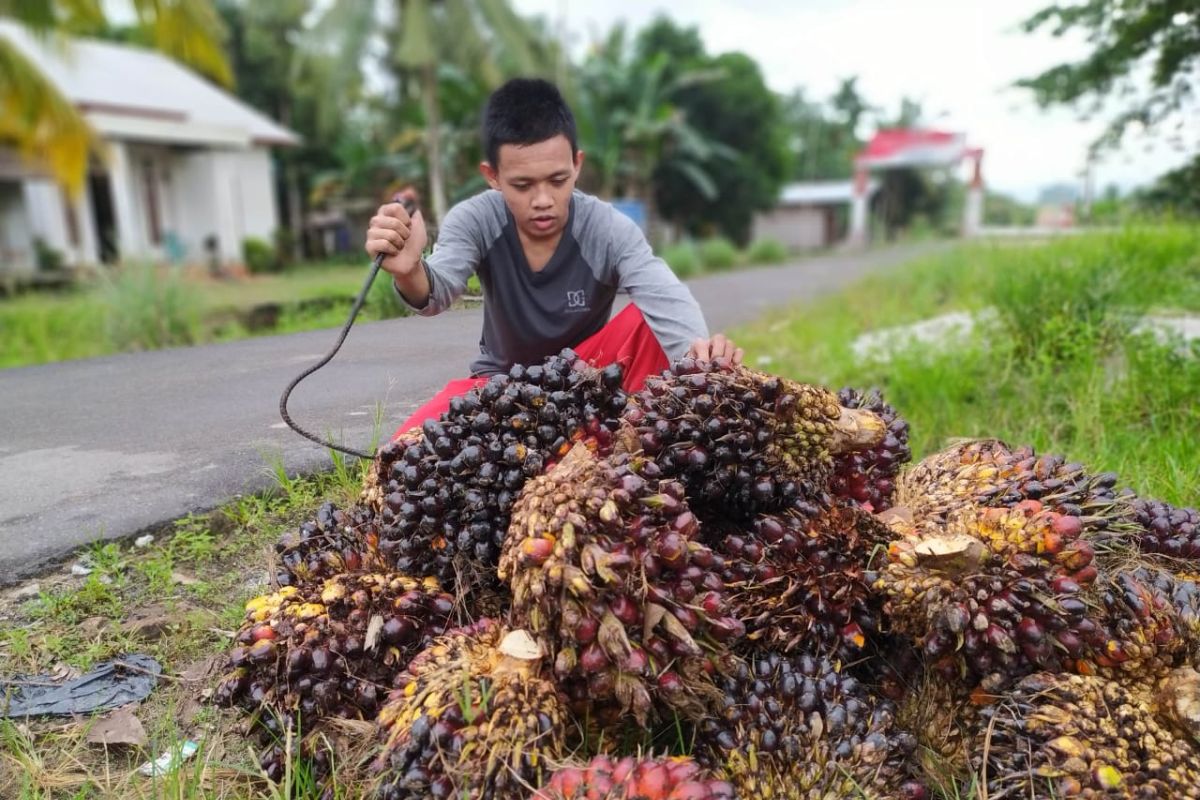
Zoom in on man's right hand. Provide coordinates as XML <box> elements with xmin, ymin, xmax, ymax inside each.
<box><xmin>366</xmin><ymin>197</ymin><xmax>428</xmax><ymax>278</ymax></box>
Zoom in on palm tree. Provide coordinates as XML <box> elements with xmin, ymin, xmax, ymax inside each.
<box><xmin>0</xmin><ymin>0</ymin><xmax>230</xmax><ymax>194</ymax></box>
<box><xmin>575</xmin><ymin>26</ymin><xmax>731</xmax><ymax>205</ymax></box>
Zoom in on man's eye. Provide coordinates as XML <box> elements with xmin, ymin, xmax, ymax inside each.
<box><xmin>552</xmin><ymin>178</ymin><xmax>567</xmax><ymax>186</ymax></box>
<box><xmin>512</xmin><ymin>184</ymin><xmax>530</xmax><ymax>191</ymax></box>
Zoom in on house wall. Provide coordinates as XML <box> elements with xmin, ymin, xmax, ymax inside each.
<box><xmin>0</xmin><ymin>180</ymin><xmax>34</xmax><ymax>271</ymax></box>
<box><xmin>752</xmin><ymin>205</ymin><xmax>830</xmax><ymax>250</ymax></box>
<box><xmin>167</xmin><ymin>147</ymin><xmax>277</xmax><ymax>266</ymax></box>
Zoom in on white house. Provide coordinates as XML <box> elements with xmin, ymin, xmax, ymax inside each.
<box><xmin>753</xmin><ymin>180</ymin><xmax>880</xmax><ymax>251</ymax></box>
<box><xmin>0</xmin><ymin>21</ymin><xmax>299</xmax><ymax>274</ymax></box>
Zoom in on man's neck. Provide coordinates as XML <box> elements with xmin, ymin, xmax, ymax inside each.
<box><xmin>518</xmin><ymin>228</ymin><xmax>564</xmax><ymax>272</ymax></box>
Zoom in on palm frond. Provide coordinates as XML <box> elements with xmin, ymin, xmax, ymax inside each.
<box><xmin>0</xmin><ymin>31</ymin><xmax>95</xmax><ymax>194</ymax></box>
<box><xmin>129</xmin><ymin>0</ymin><xmax>232</xmax><ymax>87</ymax></box>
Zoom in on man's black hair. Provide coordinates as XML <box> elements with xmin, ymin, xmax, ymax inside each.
<box><xmin>482</xmin><ymin>78</ymin><xmax>578</xmax><ymax>167</ymax></box>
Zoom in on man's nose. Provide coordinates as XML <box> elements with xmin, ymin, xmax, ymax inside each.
<box><xmin>532</xmin><ymin>187</ymin><xmax>552</xmax><ymax>208</ymax></box>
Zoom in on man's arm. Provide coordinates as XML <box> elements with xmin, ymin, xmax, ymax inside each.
<box><xmin>366</xmin><ymin>196</ymin><xmax>480</xmax><ymax>315</ymax></box>
<box><xmin>606</xmin><ymin>208</ymin><xmax>741</xmax><ymax>363</ymax></box>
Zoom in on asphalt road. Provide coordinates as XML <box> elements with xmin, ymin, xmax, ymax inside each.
<box><xmin>0</xmin><ymin>243</ymin><xmax>938</xmax><ymax>581</ymax></box>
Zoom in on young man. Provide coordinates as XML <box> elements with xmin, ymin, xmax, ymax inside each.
<box><xmin>365</xmin><ymin>78</ymin><xmax>742</xmax><ymax>435</ymax></box>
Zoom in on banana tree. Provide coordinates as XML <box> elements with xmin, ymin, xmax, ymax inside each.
<box><xmin>0</xmin><ymin>0</ymin><xmax>231</xmax><ymax>194</ymax></box>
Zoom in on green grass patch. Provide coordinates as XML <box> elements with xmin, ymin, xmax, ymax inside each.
<box><xmin>734</xmin><ymin>224</ymin><xmax>1200</xmax><ymax>503</ymax></box>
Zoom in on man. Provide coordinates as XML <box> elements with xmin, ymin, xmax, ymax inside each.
<box><xmin>365</xmin><ymin>78</ymin><xmax>742</xmax><ymax>435</ymax></box>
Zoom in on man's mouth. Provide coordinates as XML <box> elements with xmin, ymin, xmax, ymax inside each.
<box><xmin>531</xmin><ymin>215</ymin><xmax>556</xmax><ymax>231</ymax></box>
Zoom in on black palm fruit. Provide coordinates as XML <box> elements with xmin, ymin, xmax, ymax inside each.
<box><xmin>501</xmin><ymin>444</ymin><xmax>740</xmax><ymax>726</ymax></box>
<box><xmin>622</xmin><ymin>359</ymin><xmax>886</xmax><ymax>519</ymax></box>
<box><xmin>832</xmin><ymin>387</ymin><xmax>911</xmax><ymax>512</ymax></box>
<box><xmin>370</xmin><ymin>349</ymin><xmax>628</xmax><ymax>590</ymax></box>
<box><xmin>1132</xmin><ymin>497</ymin><xmax>1200</xmax><ymax>560</ymax></box>
<box><xmin>699</xmin><ymin>650</ymin><xmax>927</xmax><ymax>800</ymax></box>
<box><xmin>373</xmin><ymin>621</ymin><xmax>569</xmax><ymax>800</ymax></box>
<box><xmin>274</xmin><ymin>502</ymin><xmax>388</xmax><ymax>586</ymax></box>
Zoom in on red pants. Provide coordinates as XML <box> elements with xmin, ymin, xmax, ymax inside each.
<box><xmin>392</xmin><ymin>304</ymin><xmax>668</xmax><ymax>438</ymax></box>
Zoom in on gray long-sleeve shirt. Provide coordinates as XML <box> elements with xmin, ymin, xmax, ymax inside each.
<box><xmin>399</xmin><ymin>189</ymin><xmax>708</xmax><ymax>376</ymax></box>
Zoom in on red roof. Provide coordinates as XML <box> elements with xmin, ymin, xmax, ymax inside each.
<box><xmin>857</xmin><ymin>129</ymin><xmax>968</xmax><ymax>168</ymax></box>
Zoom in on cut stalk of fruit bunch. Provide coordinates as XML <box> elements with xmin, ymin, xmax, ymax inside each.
<box><xmin>831</xmin><ymin>387</ymin><xmax>912</xmax><ymax>513</ymax></box>
<box><xmin>500</xmin><ymin>443</ymin><xmax>739</xmax><ymax>726</ymax></box>
<box><xmin>373</xmin><ymin>622</ymin><xmax>569</xmax><ymax>800</ymax></box>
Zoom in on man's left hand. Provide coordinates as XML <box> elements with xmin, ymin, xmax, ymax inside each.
<box><xmin>688</xmin><ymin>334</ymin><xmax>744</xmax><ymax>365</ymax></box>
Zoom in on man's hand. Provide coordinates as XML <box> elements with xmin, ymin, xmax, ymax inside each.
<box><xmin>365</xmin><ymin>195</ymin><xmax>428</xmax><ymax>279</ymax></box>
<box><xmin>688</xmin><ymin>334</ymin><xmax>744</xmax><ymax>365</ymax></box>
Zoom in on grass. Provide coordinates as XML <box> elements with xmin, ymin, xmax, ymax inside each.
<box><xmin>0</xmin><ymin>446</ymin><xmax>375</xmax><ymax>800</ymax></box>
<box><xmin>733</xmin><ymin>223</ymin><xmax>1200</xmax><ymax>503</ymax></box>
<box><xmin>0</xmin><ymin>261</ymin><xmax>409</xmax><ymax>369</ymax></box>
<box><xmin>662</xmin><ymin>236</ymin><xmax>792</xmax><ymax>279</ymax></box>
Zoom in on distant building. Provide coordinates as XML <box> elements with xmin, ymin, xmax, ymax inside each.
<box><xmin>0</xmin><ymin>22</ymin><xmax>298</xmax><ymax>275</ymax></box>
<box><xmin>753</xmin><ymin>180</ymin><xmax>879</xmax><ymax>251</ymax></box>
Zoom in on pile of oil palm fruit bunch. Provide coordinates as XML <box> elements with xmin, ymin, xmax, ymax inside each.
<box><xmin>212</xmin><ymin>350</ymin><xmax>1200</xmax><ymax>799</ymax></box>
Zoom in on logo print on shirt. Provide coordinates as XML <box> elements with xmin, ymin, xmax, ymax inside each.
<box><xmin>566</xmin><ymin>290</ymin><xmax>587</xmax><ymax>309</ymax></box>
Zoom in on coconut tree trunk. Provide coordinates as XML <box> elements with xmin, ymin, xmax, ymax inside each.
<box><xmin>420</xmin><ymin>62</ymin><xmax>448</xmax><ymax>224</ymax></box>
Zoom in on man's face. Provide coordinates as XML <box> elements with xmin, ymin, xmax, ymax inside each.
<box><xmin>480</xmin><ymin>135</ymin><xmax>583</xmax><ymax>242</ymax></box>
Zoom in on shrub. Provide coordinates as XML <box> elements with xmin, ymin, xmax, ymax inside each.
<box><xmin>746</xmin><ymin>237</ymin><xmax>788</xmax><ymax>264</ymax></box>
<box><xmin>368</xmin><ymin>271</ymin><xmax>410</xmax><ymax>320</ymax></box>
<box><xmin>243</xmin><ymin>237</ymin><xmax>280</xmax><ymax>274</ymax></box>
<box><xmin>102</xmin><ymin>262</ymin><xmax>200</xmax><ymax>350</ymax></box>
<box><xmin>661</xmin><ymin>243</ymin><xmax>701</xmax><ymax>278</ymax></box>
<box><xmin>698</xmin><ymin>237</ymin><xmax>739</xmax><ymax>271</ymax></box>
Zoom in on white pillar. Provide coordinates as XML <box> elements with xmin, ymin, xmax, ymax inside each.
<box><xmin>848</xmin><ymin>166</ymin><xmax>869</xmax><ymax>248</ymax></box>
<box><xmin>963</xmin><ymin>149</ymin><xmax>984</xmax><ymax>237</ymax></box>
<box><xmin>20</xmin><ymin>178</ymin><xmax>71</xmax><ymax>265</ymax></box>
<box><xmin>72</xmin><ymin>179</ymin><xmax>99</xmax><ymax>267</ymax></box>
<box><xmin>106</xmin><ymin>140</ymin><xmax>140</xmax><ymax>260</ymax></box>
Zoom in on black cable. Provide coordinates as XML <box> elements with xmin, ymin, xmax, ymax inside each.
<box><xmin>279</xmin><ymin>197</ymin><xmax>416</xmax><ymax>460</ymax></box>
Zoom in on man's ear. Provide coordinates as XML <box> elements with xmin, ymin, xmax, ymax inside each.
<box><xmin>479</xmin><ymin>161</ymin><xmax>500</xmax><ymax>190</ymax></box>
<box><xmin>573</xmin><ymin>150</ymin><xmax>585</xmax><ymax>177</ymax></box>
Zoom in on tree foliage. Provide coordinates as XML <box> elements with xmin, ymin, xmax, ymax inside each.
<box><xmin>1017</xmin><ymin>0</ymin><xmax>1200</xmax><ymax>150</ymax></box>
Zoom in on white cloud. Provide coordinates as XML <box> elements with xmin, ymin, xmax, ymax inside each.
<box><xmin>516</xmin><ymin>0</ymin><xmax>1196</xmax><ymax>202</ymax></box>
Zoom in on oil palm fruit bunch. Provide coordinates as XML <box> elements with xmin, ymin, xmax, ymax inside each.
<box><xmin>979</xmin><ymin>669</ymin><xmax>1200</xmax><ymax>798</ymax></box>
<box><xmin>877</xmin><ymin>501</ymin><xmax>1190</xmax><ymax>691</ymax></box>
<box><xmin>1132</xmin><ymin>498</ymin><xmax>1200</xmax><ymax>560</ymax></box>
<box><xmin>894</xmin><ymin>439</ymin><xmax>1131</xmax><ymax>537</ymax></box>
<box><xmin>533</xmin><ymin>755</ymin><xmax>735</xmax><ymax>799</ymax></box>
<box><xmin>831</xmin><ymin>387</ymin><xmax>911</xmax><ymax>512</ymax></box>
<box><xmin>500</xmin><ymin>444</ymin><xmax>739</xmax><ymax>725</ymax></box>
<box><xmin>697</xmin><ymin>650</ymin><xmax>925</xmax><ymax>799</ymax></box>
<box><xmin>275</xmin><ymin>501</ymin><xmax>388</xmax><ymax>587</ymax></box>
<box><xmin>895</xmin><ymin>673</ymin><xmax>981</xmax><ymax>792</ymax></box>
<box><xmin>373</xmin><ymin>622</ymin><xmax>568</xmax><ymax>800</ymax></box>
<box><xmin>701</xmin><ymin>503</ymin><xmax>889</xmax><ymax>659</ymax></box>
<box><xmin>214</xmin><ymin>572</ymin><xmax>455</xmax><ymax>749</ymax></box>
<box><xmin>374</xmin><ymin>349</ymin><xmax>627</xmax><ymax>588</ymax></box>
<box><xmin>622</xmin><ymin>359</ymin><xmax>885</xmax><ymax>518</ymax></box>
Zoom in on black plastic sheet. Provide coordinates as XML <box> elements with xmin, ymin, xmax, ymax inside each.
<box><xmin>1</xmin><ymin>655</ymin><xmax>161</xmax><ymax>717</ymax></box>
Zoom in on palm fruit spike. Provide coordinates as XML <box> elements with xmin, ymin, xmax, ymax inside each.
<box><xmin>1132</xmin><ymin>497</ymin><xmax>1200</xmax><ymax>560</ymax></box>
<box><xmin>500</xmin><ymin>443</ymin><xmax>739</xmax><ymax>725</ymax></box>
<box><xmin>698</xmin><ymin>650</ymin><xmax>926</xmax><ymax>800</ymax></box>
<box><xmin>877</xmin><ymin>501</ymin><xmax>1191</xmax><ymax>691</ymax></box>
<box><xmin>894</xmin><ymin>669</ymin><xmax>983</xmax><ymax>792</ymax></box>
<box><xmin>980</xmin><ymin>670</ymin><xmax>1200</xmax><ymax>799</ymax></box>
<box><xmin>622</xmin><ymin>358</ymin><xmax>885</xmax><ymax>518</ymax></box>
<box><xmin>374</xmin><ymin>348</ymin><xmax>628</xmax><ymax>589</ymax></box>
<box><xmin>533</xmin><ymin>755</ymin><xmax>735</xmax><ymax>799</ymax></box>
<box><xmin>274</xmin><ymin>501</ymin><xmax>389</xmax><ymax>586</ymax></box>
<box><xmin>701</xmin><ymin>503</ymin><xmax>889</xmax><ymax>659</ymax></box>
<box><xmin>832</xmin><ymin>387</ymin><xmax>911</xmax><ymax>513</ymax></box>
<box><xmin>373</xmin><ymin>622</ymin><xmax>569</xmax><ymax>800</ymax></box>
<box><xmin>213</xmin><ymin>572</ymin><xmax>455</xmax><ymax>745</ymax></box>
<box><xmin>894</xmin><ymin>439</ymin><xmax>1134</xmax><ymax>538</ymax></box>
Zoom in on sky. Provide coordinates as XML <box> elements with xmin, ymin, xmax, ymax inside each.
<box><xmin>512</xmin><ymin>0</ymin><xmax>1197</xmax><ymax>203</ymax></box>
